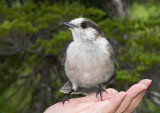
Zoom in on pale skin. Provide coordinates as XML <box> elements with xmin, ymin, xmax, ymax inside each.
<box><xmin>44</xmin><ymin>79</ymin><xmax>152</xmax><ymax>113</ymax></box>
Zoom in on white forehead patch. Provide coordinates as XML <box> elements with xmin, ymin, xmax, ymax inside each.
<box><xmin>70</xmin><ymin>18</ymin><xmax>86</xmax><ymax>25</ymax></box>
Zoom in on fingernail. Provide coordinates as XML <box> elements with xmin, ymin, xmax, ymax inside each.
<box><xmin>147</xmin><ymin>79</ymin><xmax>152</xmax><ymax>89</ymax></box>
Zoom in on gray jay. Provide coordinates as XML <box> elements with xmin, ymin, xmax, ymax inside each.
<box><xmin>61</xmin><ymin>18</ymin><xmax>118</xmax><ymax>104</ymax></box>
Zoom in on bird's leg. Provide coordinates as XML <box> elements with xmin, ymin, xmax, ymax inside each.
<box><xmin>62</xmin><ymin>89</ymin><xmax>74</xmax><ymax>104</ymax></box>
<box><xmin>96</xmin><ymin>84</ymin><xmax>107</xmax><ymax>100</ymax></box>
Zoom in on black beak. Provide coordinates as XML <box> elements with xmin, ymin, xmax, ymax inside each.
<box><xmin>63</xmin><ymin>22</ymin><xmax>78</xmax><ymax>28</ymax></box>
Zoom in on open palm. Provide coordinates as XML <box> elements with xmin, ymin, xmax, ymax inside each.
<box><xmin>45</xmin><ymin>79</ymin><xmax>151</xmax><ymax>113</ymax></box>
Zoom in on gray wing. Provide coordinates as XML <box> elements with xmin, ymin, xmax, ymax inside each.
<box><xmin>107</xmin><ymin>43</ymin><xmax>119</xmax><ymax>69</ymax></box>
<box><xmin>104</xmin><ymin>42</ymin><xmax>119</xmax><ymax>84</ymax></box>
<box><xmin>61</xmin><ymin>50</ymin><xmax>66</xmax><ymax>65</ymax></box>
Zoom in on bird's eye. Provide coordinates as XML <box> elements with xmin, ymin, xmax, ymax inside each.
<box><xmin>81</xmin><ymin>22</ymin><xmax>87</xmax><ymax>29</ymax></box>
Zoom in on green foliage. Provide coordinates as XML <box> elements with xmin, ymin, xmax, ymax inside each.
<box><xmin>0</xmin><ymin>1</ymin><xmax>105</xmax><ymax>54</ymax></box>
<box><xmin>117</xmin><ymin>70</ymin><xmax>140</xmax><ymax>83</ymax></box>
<box><xmin>37</xmin><ymin>31</ymin><xmax>72</xmax><ymax>55</ymax></box>
<box><xmin>0</xmin><ymin>94</ymin><xmax>19</xmax><ymax>113</ymax></box>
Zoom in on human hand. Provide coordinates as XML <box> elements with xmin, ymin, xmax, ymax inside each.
<box><xmin>44</xmin><ymin>79</ymin><xmax>152</xmax><ymax>113</ymax></box>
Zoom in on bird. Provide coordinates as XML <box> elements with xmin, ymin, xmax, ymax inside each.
<box><xmin>60</xmin><ymin>18</ymin><xmax>118</xmax><ymax>104</ymax></box>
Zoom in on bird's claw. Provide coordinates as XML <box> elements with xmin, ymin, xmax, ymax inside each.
<box><xmin>61</xmin><ymin>89</ymin><xmax>74</xmax><ymax>105</ymax></box>
<box><xmin>96</xmin><ymin>86</ymin><xmax>107</xmax><ymax>100</ymax></box>
<box><xmin>62</xmin><ymin>95</ymin><xmax>69</xmax><ymax>105</ymax></box>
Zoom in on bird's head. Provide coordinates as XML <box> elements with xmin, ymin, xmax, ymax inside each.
<box><xmin>63</xmin><ymin>18</ymin><xmax>105</xmax><ymax>43</ymax></box>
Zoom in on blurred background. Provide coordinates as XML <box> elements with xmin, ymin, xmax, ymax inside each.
<box><xmin>0</xmin><ymin>0</ymin><xmax>160</xmax><ymax>113</ymax></box>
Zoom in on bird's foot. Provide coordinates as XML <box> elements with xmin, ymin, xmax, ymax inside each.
<box><xmin>62</xmin><ymin>95</ymin><xmax>69</xmax><ymax>105</ymax></box>
<box><xmin>61</xmin><ymin>89</ymin><xmax>74</xmax><ymax>105</ymax></box>
<box><xmin>96</xmin><ymin>85</ymin><xmax>107</xmax><ymax>100</ymax></box>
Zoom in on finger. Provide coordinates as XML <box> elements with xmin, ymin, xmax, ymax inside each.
<box><xmin>138</xmin><ymin>79</ymin><xmax>152</xmax><ymax>89</ymax></box>
<box><xmin>80</xmin><ymin>92</ymin><xmax>126</xmax><ymax>113</ymax></box>
<box><xmin>77</xmin><ymin>88</ymin><xmax>118</xmax><ymax>103</ymax></box>
<box><xmin>124</xmin><ymin>79</ymin><xmax>152</xmax><ymax>113</ymax></box>
<box><xmin>115</xmin><ymin>83</ymin><xmax>147</xmax><ymax>113</ymax></box>
<box><xmin>101</xmin><ymin>91</ymin><xmax>126</xmax><ymax>113</ymax></box>
<box><xmin>123</xmin><ymin>90</ymin><xmax>146</xmax><ymax>113</ymax></box>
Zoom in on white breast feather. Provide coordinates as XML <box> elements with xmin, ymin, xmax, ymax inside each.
<box><xmin>65</xmin><ymin>37</ymin><xmax>114</xmax><ymax>89</ymax></box>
